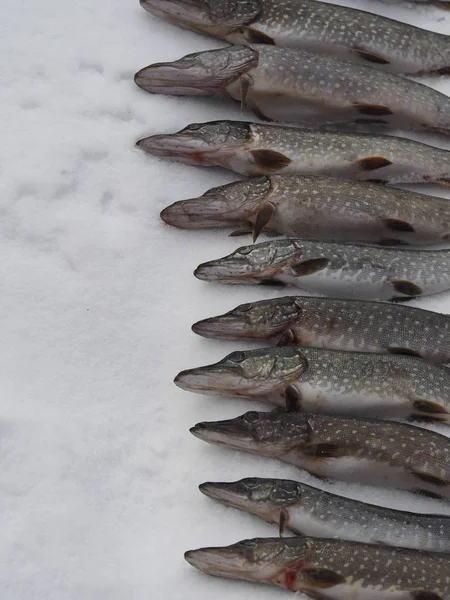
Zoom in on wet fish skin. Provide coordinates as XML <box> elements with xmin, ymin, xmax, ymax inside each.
<box><xmin>137</xmin><ymin>121</ymin><xmax>450</xmax><ymax>185</ymax></box>
<box><xmin>185</xmin><ymin>536</ymin><xmax>450</xmax><ymax>598</ymax></box>
<box><xmin>140</xmin><ymin>0</ymin><xmax>450</xmax><ymax>76</ymax></box>
<box><xmin>194</xmin><ymin>238</ymin><xmax>450</xmax><ymax>302</ymax></box>
<box><xmin>175</xmin><ymin>346</ymin><xmax>450</xmax><ymax>421</ymax></box>
<box><xmin>190</xmin><ymin>410</ymin><xmax>450</xmax><ymax>498</ymax></box>
<box><xmin>192</xmin><ymin>296</ymin><xmax>450</xmax><ymax>364</ymax></box>
<box><xmin>134</xmin><ymin>45</ymin><xmax>450</xmax><ymax>133</ymax></box>
<box><xmin>161</xmin><ymin>174</ymin><xmax>450</xmax><ymax>245</ymax></box>
<box><xmin>200</xmin><ymin>477</ymin><xmax>450</xmax><ymax>552</ymax></box>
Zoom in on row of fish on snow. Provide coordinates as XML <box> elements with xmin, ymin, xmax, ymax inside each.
<box><xmin>135</xmin><ymin>0</ymin><xmax>450</xmax><ymax>598</ymax></box>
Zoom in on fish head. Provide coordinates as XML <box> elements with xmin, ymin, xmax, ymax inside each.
<box><xmin>194</xmin><ymin>240</ymin><xmax>302</xmax><ymax>284</ymax></box>
<box><xmin>160</xmin><ymin>176</ymin><xmax>271</xmax><ymax>228</ymax></box>
<box><xmin>140</xmin><ymin>0</ymin><xmax>262</xmax><ymax>39</ymax></box>
<box><xmin>136</xmin><ymin>120</ymin><xmax>252</xmax><ymax>166</ymax></box>
<box><xmin>192</xmin><ymin>296</ymin><xmax>305</xmax><ymax>340</ymax></box>
<box><xmin>199</xmin><ymin>477</ymin><xmax>302</xmax><ymax>520</ymax></box>
<box><xmin>134</xmin><ymin>45</ymin><xmax>258</xmax><ymax>96</ymax></box>
<box><xmin>174</xmin><ymin>346</ymin><xmax>308</xmax><ymax>396</ymax></box>
<box><xmin>190</xmin><ymin>410</ymin><xmax>310</xmax><ymax>456</ymax></box>
<box><xmin>185</xmin><ymin>537</ymin><xmax>310</xmax><ymax>582</ymax></box>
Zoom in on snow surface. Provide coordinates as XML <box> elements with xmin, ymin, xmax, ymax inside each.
<box><xmin>1</xmin><ymin>1</ymin><xmax>450</xmax><ymax>598</ymax></box>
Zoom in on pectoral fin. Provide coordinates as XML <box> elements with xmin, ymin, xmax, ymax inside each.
<box><xmin>301</xmin><ymin>568</ymin><xmax>346</xmax><ymax>588</ymax></box>
<box><xmin>279</xmin><ymin>508</ymin><xmax>288</xmax><ymax>537</ymax></box>
<box><xmin>277</xmin><ymin>329</ymin><xmax>295</xmax><ymax>346</ymax></box>
<box><xmin>384</xmin><ymin>218</ymin><xmax>415</xmax><ymax>232</ymax></box>
<box><xmin>291</xmin><ymin>258</ymin><xmax>329</xmax><ymax>277</ymax></box>
<box><xmin>285</xmin><ymin>385</ymin><xmax>301</xmax><ymax>412</ymax></box>
<box><xmin>242</xmin><ymin>27</ymin><xmax>275</xmax><ymax>45</ymax></box>
<box><xmin>413</xmin><ymin>400</ymin><xmax>449</xmax><ymax>415</ymax></box>
<box><xmin>355</xmin><ymin>103</ymin><xmax>394</xmax><ymax>116</ymax></box>
<box><xmin>357</xmin><ymin>156</ymin><xmax>393</xmax><ymax>170</ymax></box>
<box><xmin>240</xmin><ymin>74</ymin><xmax>252</xmax><ymax>113</ymax></box>
<box><xmin>353</xmin><ymin>47</ymin><xmax>390</xmax><ymax>65</ymax></box>
<box><xmin>251</xmin><ymin>149</ymin><xmax>292</xmax><ymax>171</ymax></box>
<box><xmin>253</xmin><ymin>202</ymin><xmax>276</xmax><ymax>242</ymax></box>
<box><xmin>388</xmin><ymin>347</ymin><xmax>422</xmax><ymax>358</ymax></box>
<box><xmin>303</xmin><ymin>443</ymin><xmax>345</xmax><ymax>462</ymax></box>
<box><xmin>411</xmin><ymin>591</ymin><xmax>444</xmax><ymax>600</ymax></box>
<box><xmin>412</xmin><ymin>470</ymin><xmax>449</xmax><ymax>487</ymax></box>
<box><xmin>391</xmin><ymin>280</ymin><xmax>423</xmax><ymax>297</ymax></box>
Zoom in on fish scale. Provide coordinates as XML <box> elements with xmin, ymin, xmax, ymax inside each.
<box><xmin>134</xmin><ymin>45</ymin><xmax>450</xmax><ymax>133</ymax></box>
<box><xmin>192</xmin><ymin>296</ymin><xmax>450</xmax><ymax>363</ymax></box>
<box><xmin>137</xmin><ymin>121</ymin><xmax>450</xmax><ymax>185</ymax></box>
<box><xmin>175</xmin><ymin>346</ymin><xmax>450</xmax><ymax>421</ymax></box>
<box><xmin>185</xmin><ymin>536</ymin><xmax>450</xmax><ymax>598</ymax></box>
<box><xmin>140</xmin><ymin>0</ymin><xmax>450</xmax><ymax>75</ymax></box>
<box><xmin>194</xmin><ymin>238</ymin><xmax>450</xmax><ymax>301</ymax></box>
<box><xmin>200</xmin><ymin>477</ymin><xmax>450</xmax><ymax>552</ymax></box>
<box><xmin>190</xmin><ymin>411</ymin><xmax>450</xmax><ymax>498</ymax></box>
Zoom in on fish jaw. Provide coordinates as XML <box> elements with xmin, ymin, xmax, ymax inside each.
<box><xmin>134</xmin><ymin>45</ymin><xmax>258</xmax><ymax>96</ymax></box>
<box><xmin>139</xmin><ymin>0</ymin><xmax>261</xmax><ymax>39</ymax></box>
<box><xmin>174</xmin><ymin>347</ymin><xmax>308</xmax><ymax>397</ymax></box>
<box><xmin>192</xmin><ymin>297</ymin><xmax>304</xmax><ymax>340</ymax></box>
<box><xmin>160</xmin><ymin>176</ymin><xmax>270</xmax><ymax>229</ymax></box>
<box><xmin>136</xmin><ymin>120</ymin><xmax>251</xmax><ymax>167</ymax></box>
<box><xmin>194</xmin><ymin>240</ymin><xmax>300</xmax><ymax>284</ymax></box>
<box><xmin>185</xmin><ymin>537</ymin><xmax>307</xmax><ymax>583</ymax></box>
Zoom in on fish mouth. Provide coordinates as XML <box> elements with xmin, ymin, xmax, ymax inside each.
<box><xmin>190</xmin><ymin>419</ymin><xmax>254</xmax><ymax>450</ymax></box>
<box><xmin>185</xmin><ymin>546</ymin><xmax>254</xmax><ymax>580</ymax></box>
<box><xmin>134</xmin><ymin>61</ymin><xmax>213</xmax><ymax>96</ymax></box>
<box><xmin>199</xmin><ymin>481</ymin><xmax>257</xmax><ymax>510</ymax></box>
<box><xmin>160</xmin><ymin>197</ymin><xmax>245</xmax><ymax>229</ymax></box>
<box><xmin>175</xmin><ymin>365</ymin><xmax>244</xmax><ymax>395</ymax></box>
<box><xmin>192</xmin><ymin>315</ymin><xmax>246</xmax><ymax>338</ymax></box>
<box><xmin>194</xmin><ymin>258</ymin><xmax>259</xmax><ymax>284</ymax></box>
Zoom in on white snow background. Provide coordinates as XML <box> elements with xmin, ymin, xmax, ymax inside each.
<box><xmin>1</xmin><ymin>0</ymin><xmax>450</xmax><ymax>598</ymax></box>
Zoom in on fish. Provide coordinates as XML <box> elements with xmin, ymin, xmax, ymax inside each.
<box><xmin>134</xmin><ymin>45</ymin><xmax>450</xmax><ymax>133</ymax></box>
<box><xmin>193</xmin><ymin>238</ymin><xmax>450</xmax><ymax>302</ymax></box>
<box><xmin>185</xmin><ymin>536</ymin><xmax>450</xmax><ymax>598</ymax></box>
<box><xmin>175</xmin><ymin>346</ymin><xmax>450</xmax><ymax>421</ymax></box>
<box><xmin>160</xmin><ymin>175</ymin><xmax>450</xmax><ymax>245</ymax></box>
<box><xmin>192</xmin><ymin>296</ymin><xmax>450</xmax><ymax>364</ymax></box>
<box><xmin>199</xmin><ymin>477</ymin><xmax>450</xmax><ymax>552</ymax></box>
<box><xmin>190</xmin><ymin>410</ymin><xmax>450</xmax><ymax>498</ymax></box>
<box><xmin>137</xmin><ymin>121</ymin><xmax>450</xmax><ymax>185</ymax></box>
<box><xmin>140</xmin><ymin>0</ymin><xmax>450</xmax><ymax>76</ymax></box>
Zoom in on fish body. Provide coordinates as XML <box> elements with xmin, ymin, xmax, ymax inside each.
<box><xmin>134</xmin><ymin>45</ymin><xmax>450</xmax><ymax>133</ymax></box>
<box><xmin>194</xmin><ymin>238</ymin><xmax>450</xmax><ymax>301</ymax></box>
<box><xmin>140</xmin><ymin>0</ymin><xmax>450</xmax><ymax>76</ymax></box>
<box><xmin>161</xmin><ymin>174</ymin><xmax>450</xmax><ymax>245</ymax></box>
<box><xmin>185</xmin><ymin>536</ymin><xmax>450</xmax><ymax>598</ymax></box>
<box><xmin>192</xmin><ymin>296</ymin><xmax>450</xmax><ymax>364</ymax></box>
<box><xmin>137</xmin><ymin>121</ymin><xmax>450</xmax><ymax>185</ymax></box>
<box><xmin>175</xmin><ymin>346</ymin><xmax>450</xmax><ymax>421</ymax></box>
<box><xmin>190</xmin><ymin>411</ymin><xmax>450</xmax><ymax>498</ymax></box>
<box><xmin>200</xmin><ymin>477</ymin><xmax>450</xmax><ymax>552</ymax></box>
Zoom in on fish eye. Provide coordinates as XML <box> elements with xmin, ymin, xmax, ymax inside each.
<box><xmin>243</xmin><ymin>478</ymin><xmax>259</xmax><ymax>488</ymax></box>
<box><xmin>244</xmin><ymin>411</ymin><xmax>260</xmax><ymax>423</ymax></box>
<box><xmin>228</xmin><ymin>351</ymin><xmax>247</xmax><ymax>363</ymax></box>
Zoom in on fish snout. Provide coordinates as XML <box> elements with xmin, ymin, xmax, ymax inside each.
<box><xmin>194</xmin><ymin>257</ymin><xmax>255</xmax><ymax>284</ymax></box>
<box><xmin>184</xmin><ymin>546</ymin><xmax>249</xmax><ymax>578</ymax></box>
<box><xmin>134</xmin><ymin>61</ymin><xmax>212</xmax><ymax>96</ymax></box>
<box><xmin>192</xmin><ymin>314</ymin><xmax>246</xmax><ymax>339</ymax></box>
<box><xmin>161</xmin><ymin>195</ymin><xmax>244</xmax><ymax>229</ymax></box>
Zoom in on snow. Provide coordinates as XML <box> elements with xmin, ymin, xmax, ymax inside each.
<box><xmin>1</xmin><ymin>0</ymin><xmax>450</xmax><ymax>598</ymax></box>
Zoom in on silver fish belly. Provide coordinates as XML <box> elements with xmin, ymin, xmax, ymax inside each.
<box><xmin>161</xmin><ymin>174</ymin><xmax>450</xmax><ymax>245</ymax></box>
<box><xmin>175</xmin><ymin>346</ymin><xmax>450</xmax><ymax>421</ymax></box>
<box><xmin>140</xmin><ymin>0</ymin><xmax>450</xmax><ymax>76</ymax></box>
<box><xmin>190</xmin><ymin>411</ymin><xmax>450</xmax><ymax>498</ymax></box>
<box><xmin>137</xmin><ymin>121</ymin><xmax>450</xmax><ymax>185</ymax></box>
<box><xmin>185</xmin><ymin>536</ymin><xmax>450</xmax><ymax>598</ymax></box>
<box><xmin>194</xmin><ymin>238</ymin><xmax>450</xmax><ymax>302</ymax></box>
<box><xmin>200</xmin><ymin>477</ymin><xmax>450</xmax><ymax>552</ymax></box>
<box><xmin>192</xmin><ymin>296</ymin><xmax>450</xmax><ymax>364</ymax></box>
<box><xmin>134</xmin><ymin>45</ymin><xmax>450</xmax><ymax>133</ymax></box>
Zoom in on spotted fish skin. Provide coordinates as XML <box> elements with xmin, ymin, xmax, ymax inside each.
<box><xmin>140</xmin><ymin>0</ymin><xmax>450</xmax><ymax>76</ymax></box>
<box><xmin>194</xmin><ymin>238</ymin><xmax>450</xmax><ymax>302</ymax></box>
<box><xmin>185</xmin><ymin>536</ymin><xmax>450</xmax><ymax>598</ymax></box>
<box><xmin>137</xmin><ymin>121</ymin><xmax>450</xmax><ymax>185</ymax></box>
<box><xmin>190</xmin><ymin>411</ymin><xmax>450</xmax><ymax>498</ymax></box>
<box><xmin>200</xmin><ymin>477</ymin><xmax>450</xmax><ymax>552</ymax></box>
<box><xmin>161</xmin><ymin>174</ymin><xmax>450</xmax><ymax>245</ymax></box>
<box><xmin>192</xmin><ymin>296</ymin><xmax>450</xmax><ymax>364</ymax></box>
<box><xmin>134</xmin><ymin>45</ymin><xmax>450</xmax><ymax>133</ymax></box>
<box><xmin>175</xmin><ymin>346</ymin><xmax>450</xmax><ymax>421</ymax></box>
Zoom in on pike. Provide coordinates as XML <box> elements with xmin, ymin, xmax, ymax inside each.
<box><xmin>134</xmin><ymin>45</ymin><xmax>450</xmax><ymax>134</ymax></box>
<box><xmin>190</xmin><ymin>410</ymin><xmax>450</xmax><ymax>498</ymax></box>
<box><xmin>200</xmin><ymin>477</ymin><xmax>450</xmax><ymax>552</ymax></box>
<box><xmin>185</xmin><ymin>536</ymin><xmax>450</xmax><ymax>598</ymax></box>
<box><xmin>194</xmin><ymin>238</ymin><xmax>450</xmax><ymax>302</ymax></box>
<box><xmin>137</xmin><ymin>121</ymin><xmax>450</xmax><ymax>185</ymax></box>
<box><xmin>161</xmin><ymin>174</ymin><xmax>450</xmax><ymax>245</ymax></box>
<box><xmin>192</xmin><ymin>296</ymin><xmax>450</xmax><ymax>364</ymax></box>
<box><xmin>140</xmin><ymin>0</ymin><xmax>450</xmax><ymax>76</ymax></box>
<box><xmin>175</xmin><ymin>346</ymin><xmax>450</xmax><ymax>421</ymax></box>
